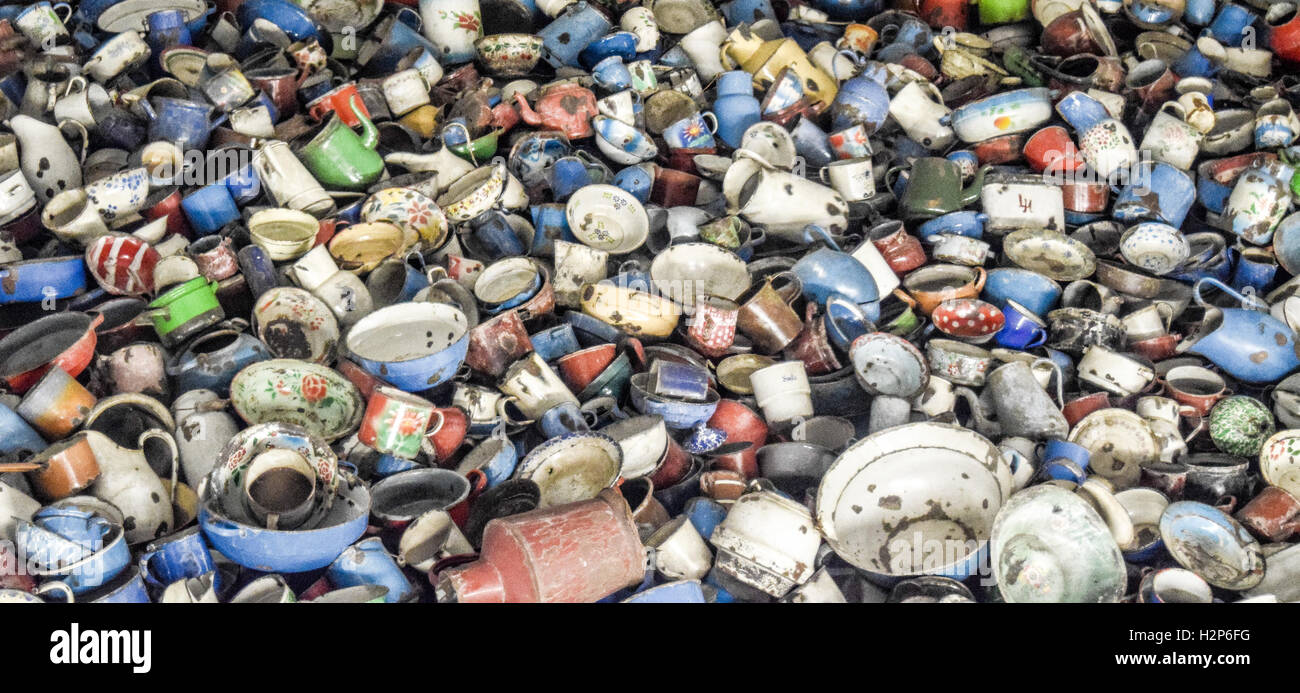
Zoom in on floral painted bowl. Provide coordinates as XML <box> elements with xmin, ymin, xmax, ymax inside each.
<box><xmin>1118</xmin><ymin>222</ymin><xmax>1190</xmax><ymax>276</ymax></box>
<box><xmin>931</xmin><ymin>298</ymin><xmax>1005</xmax><ymax>340</ymax></box>
<box><xmin>327</xmin><ymin>221</ymin><xmax>414</xmax><ymax>274</ymax></box>
<box><xmin>1003</xmin><ymin>228</ymin><xmax>1097</xmax><ymax>282</ymax></box>
<box><xmin>565</xmin><ymin>183</ymin><xmax>649</xmax><ymax>254</ymax></box>
<box><xmin>1260</xmin><ymin>430</ymin><xmax>1300</xmax><ymax>498</ymax></box>
<box><xmin>229</xmin><ymin>359</ymin><xmax>364</xmax><ymax>442</ymax></box>
<box><xmin>361</xmin><ymin>187</ymin><xmax>448</xmax><ymax>246</ymax></box>
<box><xmin>438</xmin><ymin>163</ymin><xmax>507</xmax><ymax>222</ymax></box>
<box><xmin>206</xmin><ymin>421</ymin><xmax>340</xmax><ymax>511</ymax></box>
<box><xmin>252</xmin><ymin>287</ymin><xmax>339</xmax><ymax>364</ymax></box>
<box><xmin>475</xmin><ymin>33</ymin><xmax>544</xmax><ymax>77</ymax></box>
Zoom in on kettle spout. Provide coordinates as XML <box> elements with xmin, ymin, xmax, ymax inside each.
<box><xmin>960</xmin><ymin>165</ymin><xmax>993</xmax><ymax>207</ymax></box>
<box><xmin>513</xmin><ymin>92</ymin><xmax>543</xmax><ymax>126</ymax></box>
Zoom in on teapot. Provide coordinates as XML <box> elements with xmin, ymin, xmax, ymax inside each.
<box><xmin>514</xmin><ymin>82</ymin><xmax>598</xmax><ymax>140</ymax></box>
<box><xmin>792</xmin><ymin>225</ymin><xmax>881</xmax><ymax>319</ymax></box>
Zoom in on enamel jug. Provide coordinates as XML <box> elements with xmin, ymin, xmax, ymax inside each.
<box><xmin>1177</xmin><ymin>278</ymin><xmax>1300</xmax><ymax>383</ymax></box>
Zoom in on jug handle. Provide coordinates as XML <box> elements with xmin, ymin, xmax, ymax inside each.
<box><xmin>57</xmin><ymin>119</ymin><xmax>89</xmax><ymax>165</ymax></box>
<box><xmin>1193</xmin><ymin>276</ymin><xmax>1266</xmax><ymax>311</ymax></box>
<box><xmin>1031</xmin><ymin>357</ymin><xmax>1066</xmax><ymax>409</ymax></box>
<box><xmin>971</xmin><ymin>266</ymin><xmax>987</xmax><ymax>293</ymax></box>
<box><xmin>139</xmin><ymin>429</ymin><xmax>179</xmax><ymax>505</ymax></box>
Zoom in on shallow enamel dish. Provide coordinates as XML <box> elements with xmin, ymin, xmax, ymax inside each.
<box><xmin>565</xmin><ymin>184</ymin><xmax>649</xmax><ymax>254</ymax></box>
<box><xmin>1067</xmin><ymin>408</ymin><xmax>1160</xmax><ymax>487</ymax></box>
<box><xmin>1159</xmin><ymin>500</ymin><xmax>1264</xmax><ymax>590</ymax></box>
<box><xmin>229</xmin><ymin>360</ymin><xmax>364</xmax><ymax>442</ymax></box>
<box><xmin>1003</xmin><ymin>228</ymin><xmax>1097</xmax><ymax>282</ymax></box>
<box><xmin>98</xmin><ymin>0</ymin><xmax>208</xmax><ymax>31</ymax></box>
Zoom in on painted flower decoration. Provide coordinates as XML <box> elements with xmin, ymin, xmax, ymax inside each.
<box><xmin>391</xmin><ymin>408</ymin><xmax>428</xmax><ymax>436</ymax></box>
<box><xmin>440</xmin><ymin>9</ymin><xmax>480</xmax><ymax>34</ymax></box>
<box><xmin>301</xmin><ymin>374</ymin><xmax>329</xmax><ymax>403</ymax></box>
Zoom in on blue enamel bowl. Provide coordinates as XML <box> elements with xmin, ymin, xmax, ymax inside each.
<box><xmin>345</xmin><ymin>302</ymin><xmax>470</xmax><ymax>392</ymax></box>
<box><xmin>628</xmin><ymin>373</ymin><xmax>720</xmax><ymax>429</ymax></box>
<box><xmin>199</xmin><ymin>474</ymin><xmax>370</xmax><ymax>574</ymax></box>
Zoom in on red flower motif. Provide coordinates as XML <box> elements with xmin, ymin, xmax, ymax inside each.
<box><xmin>301</xmin><ymin>374</ymin><xmax>329</xmax><ymax>402</ymax></box>
<box><xmin>395</xmin><ymin>409</ymin><xmax>426</xmax><ymax>436</ymax></box>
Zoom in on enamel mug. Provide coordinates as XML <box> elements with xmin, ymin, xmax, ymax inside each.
<box><xmin>1076</xmin><ymin>345</ymin><xmax>1156</xmax><ymax>396</ymax></box>
<box><xmin>818</xmin><ymin>157</ymin><xmax>875</xmax><ymax>201</ymax></box>
<box><xmin>749</xmin><ymin>360</ymin><xmax>813</xmax><ymax>425</ymax></box>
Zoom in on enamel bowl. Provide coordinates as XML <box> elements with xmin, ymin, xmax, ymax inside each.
<box><xmin>1260</xmin><ymin>429</ymin><xmax>1300</xmax><ymax>498</ymax></box>
<box><xmin>327</xmin><ymin>221</ymin><xmax>413</xmax><ymax>274</ymax></box>
<box><xmin>565</xmin><ymin>184</ymin><xmax>649</xmax><ymax>254</ymax></box>
<box><xmin>815</xmin><ymin>422</ymin><xmax>1012</xmax><ymax>585</ymax></box>
<box><xmin>1119</xmin><ymin>222</ymin><xmax>1190</xmax><ymax>276</ymax></box>
<box><xmin>344</xmin><ymin>302</ymin><xmax>470</xmax><ymax>391</ymax></box>
<box><xmin>930</xmin><ymin>298</ymin><xmax>1005</xmax><ymax>340</ymax></box>
<box><xmin>361</xmin><ymin>186</ymin><xmax>448</xmax><ymax>246</ymax></box>
<box><xmin>649</xmin><ymin>242</ymin><xmax>751</xmax><ymax>304</ymax></box>
<box><xmin>248</xmin><ymin>208</ymin><xmax>319</xmax><ymax>261</ymax></box>
<box><xmin>515</xmin><ymin>432</ymin><xmax>623</xmax><ymax>508</ymax></box>
<box><xmin>207</xmin><ymin>421</ymin><xmax>340</xmax><ymax>510</ymax></box>
<box><xmin>199</xmin><ymin>472</ymin><xmax>369</xmax><ymax>573</ymax></box>
<box><xmin>252</xmin><ymin>287</ymin><xmax>340</xmax><ymax>364</ymax></box>
<box><xmin>1159</xmin><ymin>500</ymin><xmax>1264</xmax><ymax>590</ymax></box>
<box><xmin>628</xmin><ymin>372</ymin><xmax>720</xmax><ymax>429</ymax></box>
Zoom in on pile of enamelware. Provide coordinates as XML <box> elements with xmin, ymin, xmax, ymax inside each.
<box><xmin>8</xmin><ymin>0</ymin><xmax>1300</xmax><ymax>604</ymax></box>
